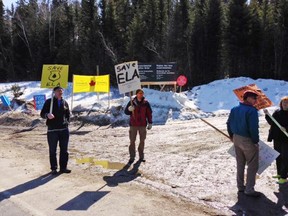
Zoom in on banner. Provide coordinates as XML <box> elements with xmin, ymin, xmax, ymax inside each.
<box><xmin>233</xmin><ymin>84</ymin><xmax>273</xmax><ymax>110</ymax></box>
<box><xmin>95</xmin><ymin>75</ymin><xmax>110</xmax><ymax>93</ymax></box>
<box><xmin>33</xmin><ymin>95</ymin><xmax>46</xmax><ymax>110</ymax></box>
<box><xmin>73</xmin><ymin>75</ymin><xmax>96</xmax><ymax>93</ymax></box>
<box><xmin>41</xmin><ymin>65</ymin><xmax>69</xmax><ymax>88</ymax></box>
<box><xmin>0</xmin><ymin>95</ymin><xmax>11</xmax><ymax>107</ymax></box>
<box><xmin>228</xmin><ymin>140</ymin><xmax>280</xmax><ymax>175</ymax></box>
<box><xmin>114</xmin><ymin>61</ymin><xmax>141</xmax><ymax>94</ymax></box>
<box><xmin>73</xmin><ymin>75</ymin><xmax>110</xmax><ymax>93</ymax></box>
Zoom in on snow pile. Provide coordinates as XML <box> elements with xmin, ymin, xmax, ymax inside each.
<box><xmin>188</xmin><ymin>77</ymin><xmax>288</xmax><ymax>113</ymax></box>
<box><xmin>1</xmin><ymin>77</ymin><xmax>288</xmax><ymax>125</ymax></box>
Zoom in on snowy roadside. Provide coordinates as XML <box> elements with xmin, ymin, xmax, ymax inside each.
<box><xmin>1</xmin><ymin>77</ymin><xmax>288</xmax><ymax>215</ymax></box>
<box><xmin>64</xmin><ymin>115</ymin><xmax>288</xmax><ymax>215</ymax></box>
<box><xmin>0</xmin><ymin>111</ymin><xmax>288</xmax><ymax>215</ymax></box>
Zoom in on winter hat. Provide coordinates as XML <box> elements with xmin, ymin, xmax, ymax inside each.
<box><xmin>243</xmin><ymin>90</ymin><xmax>258</xmax><ymax>100</ymax></box>
<box><xmin>53</xmin><ymin>86</ymin><xmax>64</xmax><ymax>92</ymax></box>
<box><xmin>136</xmin><ymin>89</ymin><xmax>144</xmax><ymax>94</ymax></box>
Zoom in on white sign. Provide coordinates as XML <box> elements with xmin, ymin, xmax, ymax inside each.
<box><xmin>114</xmin><ymin>61</ymin><xmax>141</xmax><ymax>94</ymax></box>
<box><xmin>228</xmin><ymin>140</ymin><xmax>279</xmax><ymax>175</ymax></box>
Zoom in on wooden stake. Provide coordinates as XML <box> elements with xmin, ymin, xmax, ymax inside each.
<box><xmin>265</xmin><ymin>111</ymin><xmax>288</xmax><ymax>138</ymax></box>
<box><xmin>200</xmin><ymin>118</ymin><xmax>230</xmax><ymax>139</ymax></box>
<box><xmin>49</xmin><ymin>91</ymin><xmax>54</xmax><ymax>114</ymax></box>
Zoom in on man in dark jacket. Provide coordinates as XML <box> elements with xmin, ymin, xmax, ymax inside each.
<box><xmin>227</xmin><ymin>90</ymin><xmax>260</xmax><ymax>197</ymax></box>
<box><xmin>40</xmin><ymin>86</ymin><xmax>71</xmax><ymax>175</ymax></box>
<box><xmin>264</xmin><ymin>96</ymin><xmax>288</xmax><ymax>184</ymax></box>
<box><xmin>125</xmin><ymin>89</ymin><xmax>152</xmax><ymax>163</ymax></box>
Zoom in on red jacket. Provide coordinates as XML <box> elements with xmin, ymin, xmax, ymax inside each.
<box><xmin>125</xmin><ymin>97</ymin><xmax>153</xmax><ymax>127</ymax></box>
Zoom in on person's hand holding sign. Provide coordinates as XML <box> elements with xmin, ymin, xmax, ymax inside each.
<box><xmin>47</xmin><ymin>113</ymin><xmax>55</xmax><ymax>119</ymax></box>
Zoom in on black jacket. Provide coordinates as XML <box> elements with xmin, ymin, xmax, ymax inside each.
<box><xmin>265</xmin><ymin>109</ymin><xmax>288</xmax><ymax>142</ymax></box>
<box><xmin>40</xmin><ymin>97</ymin><xmax>70</xmax><ymax>130</ymax></box>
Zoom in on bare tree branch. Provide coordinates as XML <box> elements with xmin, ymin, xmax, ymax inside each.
<box><xmin>97</xmin><ymin>30</ymin><xmax>118</xmax><ymax>63</ymax></box>
<box><xmin>143</xmin><ymin>38</ymin><xmax>164</xmax><ymax>61</ymax></box>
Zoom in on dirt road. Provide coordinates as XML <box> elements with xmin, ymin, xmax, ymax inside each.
<box><xmin>0</xmin><ymin>115</ymin><xmax>217</xmax><ymax>216</ymax></box>
<box><xmin>1</xmin><ymin>113</ymin><xmax>288</xmax><ymax>216</ymax></box>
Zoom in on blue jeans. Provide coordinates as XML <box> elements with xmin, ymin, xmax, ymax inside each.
<box><xmin>47</xmin><ymin>129</ymin><xmax>69</xmax><ymax>170</ymax></box>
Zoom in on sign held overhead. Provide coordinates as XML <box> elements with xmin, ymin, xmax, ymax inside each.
<box><xmin>115</xmin><ymin>61</ymin><xmax>141</xmax><ymax>94</ymax></box>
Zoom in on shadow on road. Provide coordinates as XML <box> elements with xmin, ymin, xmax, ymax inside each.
<box><xmin>56</xmin><ymin>160</ymin><xmax>143</xmax><ymax>211</ymax></box>
<box><xmin>56</xmin><ymin>190</ymin><xmax>109</xmax><ymax>211</ymax></box>
<box><xmin>230</xmin><ymin>191</ymin><xmax>287</xmax><ymax>216</ymax></box>
<box><xmin>0</xmin><ymin>172</ymin><xmax>58</xmax><ymax>202</ymax></box>
<box><xmin>275</xmin><ymin>184</ymin><xmax>288</xmax><ymax>211</ymax></box>
<box><xmin>103</xmin><ymin>160</ymin><xmax>142</xmax><ymax>187</ymax></box>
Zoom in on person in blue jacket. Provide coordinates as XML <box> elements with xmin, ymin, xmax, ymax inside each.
<box><xmin>227</xmin><ymin>90</ymin><xmax>261</xmax><ymax>197</ymax></box>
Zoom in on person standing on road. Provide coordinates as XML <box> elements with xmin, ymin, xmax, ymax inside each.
<box><xmin>264</xmin><ymin>96</ymin><xmax>288</xmax><ymax>184</ymax></box>
<box><xmin>124</xmin><ymin>89</ymin><xmax>153</xmax><ymax>164</ymax></box>
<box><xmin>40</xmin><ymin>86</ymin><xmax>71</xmax><ymax>175</ymax></box>
<box><xmin>227</xmin><ymin>90</ymin><xmax>261</xmax><ymax>197</ymax></box>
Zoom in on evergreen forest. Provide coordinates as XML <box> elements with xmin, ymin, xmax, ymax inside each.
<box><xmin>1</xmin><ymin>0</ymin><xmax>288</xmax><ymax>87</ymax></box>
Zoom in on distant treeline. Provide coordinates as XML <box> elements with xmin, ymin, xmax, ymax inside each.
<box><xmin>0</xmin><ymin>0</ymin><xmax>288</xmax><ymax>87</ymax></box>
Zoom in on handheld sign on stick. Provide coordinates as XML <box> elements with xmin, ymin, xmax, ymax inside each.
<box><xmin>114</xmin><ymin>61</ymin><xmax>141</xmax><ymax>94</ymax></box>
<box><xmin>49</xmin><ymin>91</ymin><xmax>54</xmax><ymax>114</ymax></box>
<box><xmin>265</xmin><ymin>110</ymin><xmax>288</xmax><ymax>138</ymax></box>
<box><xmin>233</xmin><ymin>84</ymin><xmax>272</xmax><ymax>110</ymax></box>
<box><xmin>0</xmin><ymin>95</ymin><xmax>13</xmax><ymax>111</ymax></box>
<box><xmin>129</xmin><ymin>91</ymin><xmax>134</xmax><ymax>117</ymax></box>
<box><xmin>33</xmin><ymin>95</ymin><xmax>46</xmax><ymax>110</ymax></box>
<box><xmin>40</xmin><ymin>64</ymin><xmax>69</xmax><ymax>114</ymax></box>
<box><xmin>201</xmin><ymin>117</ymin><xmax>279</xmax><ymax>175</ymax></box>
<box><xmin>115</xmin><ymin>61</ymin><xmax>141</xmax><ymax>117</ymax></box>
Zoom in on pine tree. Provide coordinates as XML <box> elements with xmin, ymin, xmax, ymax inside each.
<box><xmin>114</xmin><ymin>0</ymin><xmax>133</xmax><ymax>62</ymax></box>
<box><xmin>11</xmin><ymin>0</ymin><xmax>36</xmax><ymax>80</ymax></box>
<box><xmin>205</xmin><ymin>0</ymin><xmax>222</xmax><ymax>82</ymax></box>
<box><xmin>0</xmin><ymin>0</ymin><xmax>9</xmax><ymax>81</ymax></box>
<box><xmin>141</xmin><ymin>0</ymin><xmax>160</xmax><ymax>61</ymax></box>
<box><xmin>126</xmin><ymin>7</ymin><xmax>145</xmax><ymax>60</ymax></box>
<box><xmin>224</xmin><ymin>0</ymin><xmax>251</xmax><ymax>78</ymax></box>
<box><xmin>155</xmin><ymin>0</ymin><xmax>169</xmax><ymax>61</ymax></box>
<box><xmin>99</xmin><ymin>0</ymin><xmax>118</xmax><ymax>65</ymax></box>
<box><xmin>274</xmin><ymin>0</ymin><xmax>288</xmax><ymax>79</ymax></box>
<box><xmin>190</xmin><ymin>0</ymin><xmax>207</xmax><ymax>85</ymax></box>
<box><xmin>168</xmin><ymin>0</ymin><xmax>191</xmax><ymax>84</ymax></box>
<box><xmin>189</xmin><ymin>0</ymin><xmax>222</xmax><ymax>85</ymax></box>
<box><xmin>79</xmin><ymin>0</ymin><xmax>102</xmax><ymax>74</ymax></box>
<box><xmin>257</xmin><ymin>0</ymin><xmax>275</xmax><ymax>78</ymax></box>
<box><xmin>247</xmin><ymin>0</ymin><xmax>262</xmax><ymax>78</ymax></box>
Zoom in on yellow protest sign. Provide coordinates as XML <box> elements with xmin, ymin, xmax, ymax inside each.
<box><xmin>95</xmin><ymin>75</ymin><xmax>110</xmax><ymax>93</ymax></box>
<box><xmin>73</xmin><ymin>75</ymin><xmax>96</xmax><ymax>93</ymax></box>
<box><xmin>73</xmin><ymin>74</ymin><xmax>110</xmax><ymax>93</ymax></box>
<box><xmin>41</xmin><ymin>65</ymin><xmax>69</xmax><ymax>88</ymax></box>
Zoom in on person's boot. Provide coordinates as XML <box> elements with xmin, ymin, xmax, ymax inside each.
<box><xmin>59</xmin><ymin>169</ymin><xmax>71</xmax><ymax>173</ymax></box>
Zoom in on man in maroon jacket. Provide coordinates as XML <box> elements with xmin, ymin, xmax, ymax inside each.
<box><xmin>125</xmin><ymin>89</ymin><xmax>153</xmax><ymax>163</ymax></box>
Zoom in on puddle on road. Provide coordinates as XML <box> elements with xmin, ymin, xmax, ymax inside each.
<box><xmin>76</xmin><ymin>157</ymin><xmax>126</xmax><ymax>170</ymax></box>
